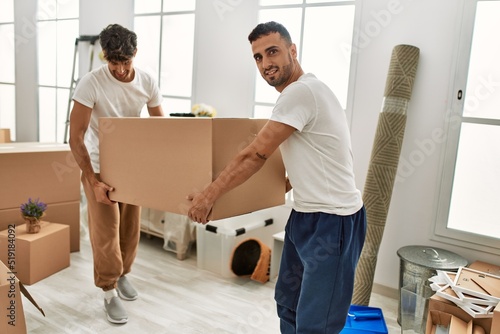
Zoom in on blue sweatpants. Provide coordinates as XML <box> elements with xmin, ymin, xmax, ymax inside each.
<box><xmin>274</xmin><ymin>207</ymin><xmax>367</xmax><ymax>334</ymax></box>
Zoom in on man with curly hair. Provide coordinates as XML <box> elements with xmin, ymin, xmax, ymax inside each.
<box><xmin>69</xmin><ymin>23</ymin><xmax>163</xmax><ymax>324</ymax></box>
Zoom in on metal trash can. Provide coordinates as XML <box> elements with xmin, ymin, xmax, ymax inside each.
<box><xmin>396</xmin><ymin>245</ymin><xmax>468</xmax><ymax>333</ymax></box>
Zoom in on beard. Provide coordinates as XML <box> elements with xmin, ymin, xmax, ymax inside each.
<box><xmin>263</xmin><ymin>55</ymin><xmax>294</xmax><ymax>87</ymax></box>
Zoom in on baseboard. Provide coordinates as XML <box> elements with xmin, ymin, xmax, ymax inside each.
<box><xmin>372</xmin><ymin>282</ymin><xmax>399</xmax><ymax>300</ymax></box>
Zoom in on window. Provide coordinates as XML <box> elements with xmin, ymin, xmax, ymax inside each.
<box><xmin>254</xmin><ymin>0</ymin><xmax>355</xmax><ymax>118</ymax></box>
<box><xmin>435</xmin><ymin>0</ymin><xmax>500</xmax><ymax>253</ymax></box>
<box><xmin>134</xmin><ymin>0</ymin><xmax>196</xmax><ymax>116</ymax></box>
<box><xmin>37</xmin><ymin>0</ymin><xmax>79</xmax><ymax>142</ymax></box>
<box><xmin>0</xmin><ymin>0</ymin><xmax>15</xmax><ymax>140</ymax></box>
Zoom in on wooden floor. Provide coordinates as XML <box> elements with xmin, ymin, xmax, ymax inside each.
<box><xmin>22</xmin><ymin>227</ymin><xmax>401</xmax><ymax>333</ymax></box>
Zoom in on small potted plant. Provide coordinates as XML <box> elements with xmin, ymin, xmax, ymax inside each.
<box><xmin>20</xmin><ymin>198</ymin><xmax>47</xmax><ymax>234</ymax></box>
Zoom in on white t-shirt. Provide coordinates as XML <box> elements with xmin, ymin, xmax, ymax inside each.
<box><xmin>72</xmin><ymin>64</ymin><xmax>163</xmax><ymax>172</ymax></box>
<box><xmin>270</xmin><ymin>73</ymin><xmax>363</xmax><ymax>216</ymax></box>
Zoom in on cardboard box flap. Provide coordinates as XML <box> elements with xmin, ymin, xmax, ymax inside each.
<box><xmin>18</xmin><ymin>281</ymin><xmax>45</xmax><ymax>316</ymax></box>
<box><xmin>427</xmin><ymin>310</ymin><xmax>471</xmax><ymax>334</ymax></box>
<box><xmin>1</xmin><ymin>260</ymin><xmax>27</xmax><ymax>333</ymax></box>
<box><xmin>0</xmin><ymin>142</ymin><xmax>80</xmax><ymax>209</ymax></box>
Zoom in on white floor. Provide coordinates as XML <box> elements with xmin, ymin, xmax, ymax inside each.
<box><xmin>21</xmin><ymin>230</ymin><xmax>402</xmax><ymax>333</ymax></box>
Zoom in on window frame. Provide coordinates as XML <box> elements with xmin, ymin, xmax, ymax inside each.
<box><xmin>36</xmin><ymin>0</ymin><xmax>79</xmax><ymax>143</ymax></box>
<box><xmin>433</xmin><ymin>0</ymin><xmax>500</xmax><ymax>255</ymax></box>
<box><xmin>133</xmin><ymin>1</ymin><xmax>196</xmax><ymax>115</ymax></box>
<box><xmin>0</xmin><ymin>0</ymin><xmax>16</xmax><ymax>139</ymax></box>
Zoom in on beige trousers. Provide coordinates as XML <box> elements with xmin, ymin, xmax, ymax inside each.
<box><xmin>82</xmin><ymin>174</ymin><xmax>141</xmax><ymax>291</ymax></box>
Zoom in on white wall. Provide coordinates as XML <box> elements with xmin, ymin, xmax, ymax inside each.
<box><xmin>77</xmin><ymin>0</ymin><xmax>257</xmax><ymax>117</ymax></box>
<box><xmin>14</xmin><ymin>0</ymin><xmax>38</xmax><ymax>141</ymax></box>
<box><xmin>78</xmin><ymin>0</ymin><xmax>133</xmax><ymax>76</ymax></box>
<box><xmin>349</xmin><ymin>0</ymin><xmax>500</xmax><ymax>291</ymax></box>
<box><xmin>193</xmin><ymin>0</ymin><xmax>259</xmax><ymax>118</ymax></box>
<box><xmin>79</xmin><ymin>0</ymin><xmax>133</xmax><ymax>34</ymax></box>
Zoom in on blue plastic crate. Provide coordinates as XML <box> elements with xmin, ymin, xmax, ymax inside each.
<box><xmin>340</xmin><ymin>305</ymin><xmax>388</xmax><ymax>334</ymax></box>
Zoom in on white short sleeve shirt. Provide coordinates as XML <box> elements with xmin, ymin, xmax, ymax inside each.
<box><xmin>270</xmin><ymin>73</ymin><xmax>362</xmax><ymax>215</ymax></box>
<box><xmin>72</xmin><ymin>64</ymin><xmax>162</xmax><ymax>172</ymax></box>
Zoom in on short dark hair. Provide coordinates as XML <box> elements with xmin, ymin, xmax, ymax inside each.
<box><xmin>248</xmin><ymin>21</ymin><xmax>292</xmax><ymax>45</ymax></box>
<box><xmin>99</xmin><ymin>24</ymin><xmax>137</xmax><ymax>62</ymax></box>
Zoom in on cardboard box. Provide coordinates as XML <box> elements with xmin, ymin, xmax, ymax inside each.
<box><xmin>493</xmin><ymin>305</ymin><xmax>500</xmax><ymax>334</ymax></box>
<box><xmin>0</xmin><ymin>129</ymin><xmax>11</xmax><ymax>143</ymax></box>
<box><xmin>427</xmin><ymin>295</ymin><xmax>493</xmax><ymax>333</ymax></box>
<box><xmin>0</xmin><ymin>143</ymin><xmax>80</xmax><ymax>210</ymax></box>
<box><xmin>469</xmin><ymin>261</ymin><xmax>500</xmax><ymax>277</ymax></box>
<box><xmin>99</xmin><ymin>117</ymin><xmax>286</xmax><ymax>220</ymax></box>
<box><xmin>426</xmin><ymin>309</ymin><xmax>472</xmax><ymax>334</ymax></box>
<box><xmin>0</xmin><ymin>261</ymin><xmax>27</xmax><ymax>333</ymax></box>
<box><xmin>196</xmin><ymin>212</ymin><xmax>282</xmax><ymax>277</ymax></box>
<box><xmin>0</xmin><ymin>222</ymin><xmax>70</xmax><ymax>285</ymax></box>
<box><xmin>0</xmin><ymin>201</ymin><xmax>80</xmax><ymax>252</ymax></box>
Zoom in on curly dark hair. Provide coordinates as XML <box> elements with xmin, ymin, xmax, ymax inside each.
<box><xmin>248</xmin><ymin>21</ymin><xmax>292</xmax><ymax>45</ymax></box>
<box><xmin>99</xmin><ymin>24</ymin><xmax>137</xmax><ymax>62</ymax></box>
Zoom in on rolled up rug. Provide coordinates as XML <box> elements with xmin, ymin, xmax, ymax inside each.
<box><xmin>352</xmin><ymin>44</ymin><xmax>420</xmax><ymax>306</ymax></box>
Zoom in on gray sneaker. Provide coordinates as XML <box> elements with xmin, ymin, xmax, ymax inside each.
<box><xmin>104</xmin><ymin>296</ymin><xmax>128</xmax><ymax>324</ymax></box>
<box><xmin>117</xmin><ymin>276</ymin><xmax>138</xmax><ymax>301</ymax></box>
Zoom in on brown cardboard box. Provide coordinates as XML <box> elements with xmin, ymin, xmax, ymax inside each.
<box><xmin>493</xmin><ymin>305</ymin><xmax>500</xmax><ymax>333</ymax></box>
<box><xmin>0</xmin><ymin>201</ymin><xmax>80</xmax><ymax>252</ymax></box>
<box><xmin>0</xmin><ymin>129</ymin><xmax>11</xmax><ymax>143</ymax></box>
<box><xmin>0</xmin><ymin>222</ymin><xmax>70</xmax><ymax>285</ymax></box>
<box><xmin>0</xmin><ymin>261</ymin><xmax>27</xmax><ymax>333</ymax></box>
<box><xmin>469</xmin><ymin>261</ymin><xmax>500</xmax><ymax>277</ymax></box>
<box><xmin>425</xmin><ymin>309</ymin><xmax>472</xmax><ymax>334</ymax></box>
<box><xmin>427</xmin><ymin>295</ymin><xmax>493</xmax><ymax>333</ymax></box>
<box><xmin>0</xmin><ymin>142</ymin><xmax>80</xmax><ymax>209</ymax></box>
<box><xmin>99</xmin><ymin>117</ymin><xmax>286</xmax><ymax>220</ymax></box>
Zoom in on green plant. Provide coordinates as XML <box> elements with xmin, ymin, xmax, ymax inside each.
<box><xmin>20</xmin><ymin>198</ymin><xmax>47</xmax><ymax>219</ymax></box>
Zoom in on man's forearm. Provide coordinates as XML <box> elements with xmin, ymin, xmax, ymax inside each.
<box><xmin>69</xmin><ymin>139</ymin><xmax>97</xmax><ymax>185</ymax></box>
<box><xmin>203</xmin><ymin>150</ymin><xmax>266</xmax><ymax>203</ymax></box>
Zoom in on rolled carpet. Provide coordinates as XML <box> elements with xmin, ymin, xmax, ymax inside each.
<box><xmin>352</xmin><ymin>44</ymin><xmax>420</xmax><ymax>306</ymax></box>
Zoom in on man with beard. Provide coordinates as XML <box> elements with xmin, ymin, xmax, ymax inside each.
<box><xmin>187</xmin><ymin>21</ymin><xmax>366</xmax><ymax>333</ymax></box>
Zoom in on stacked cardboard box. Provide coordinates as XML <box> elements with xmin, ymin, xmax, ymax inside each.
<box><xmin>0</xmin><ymin>142</ymin><xmax>80</xmax><ymax>252</ymax></box>
<box><xmin>0</xmin><ymin>129</ymin><xmax>11</xmax><ymax>143</ymax></box>
<box><xmin>0</xmin><ymin>222</ymin><xmax>70</xmax><ymax>285</ymax></box>
<box><xmin>0</xmin><ymin>260</ymin><xmax>27</xmax><ymax>333</ymax></box>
